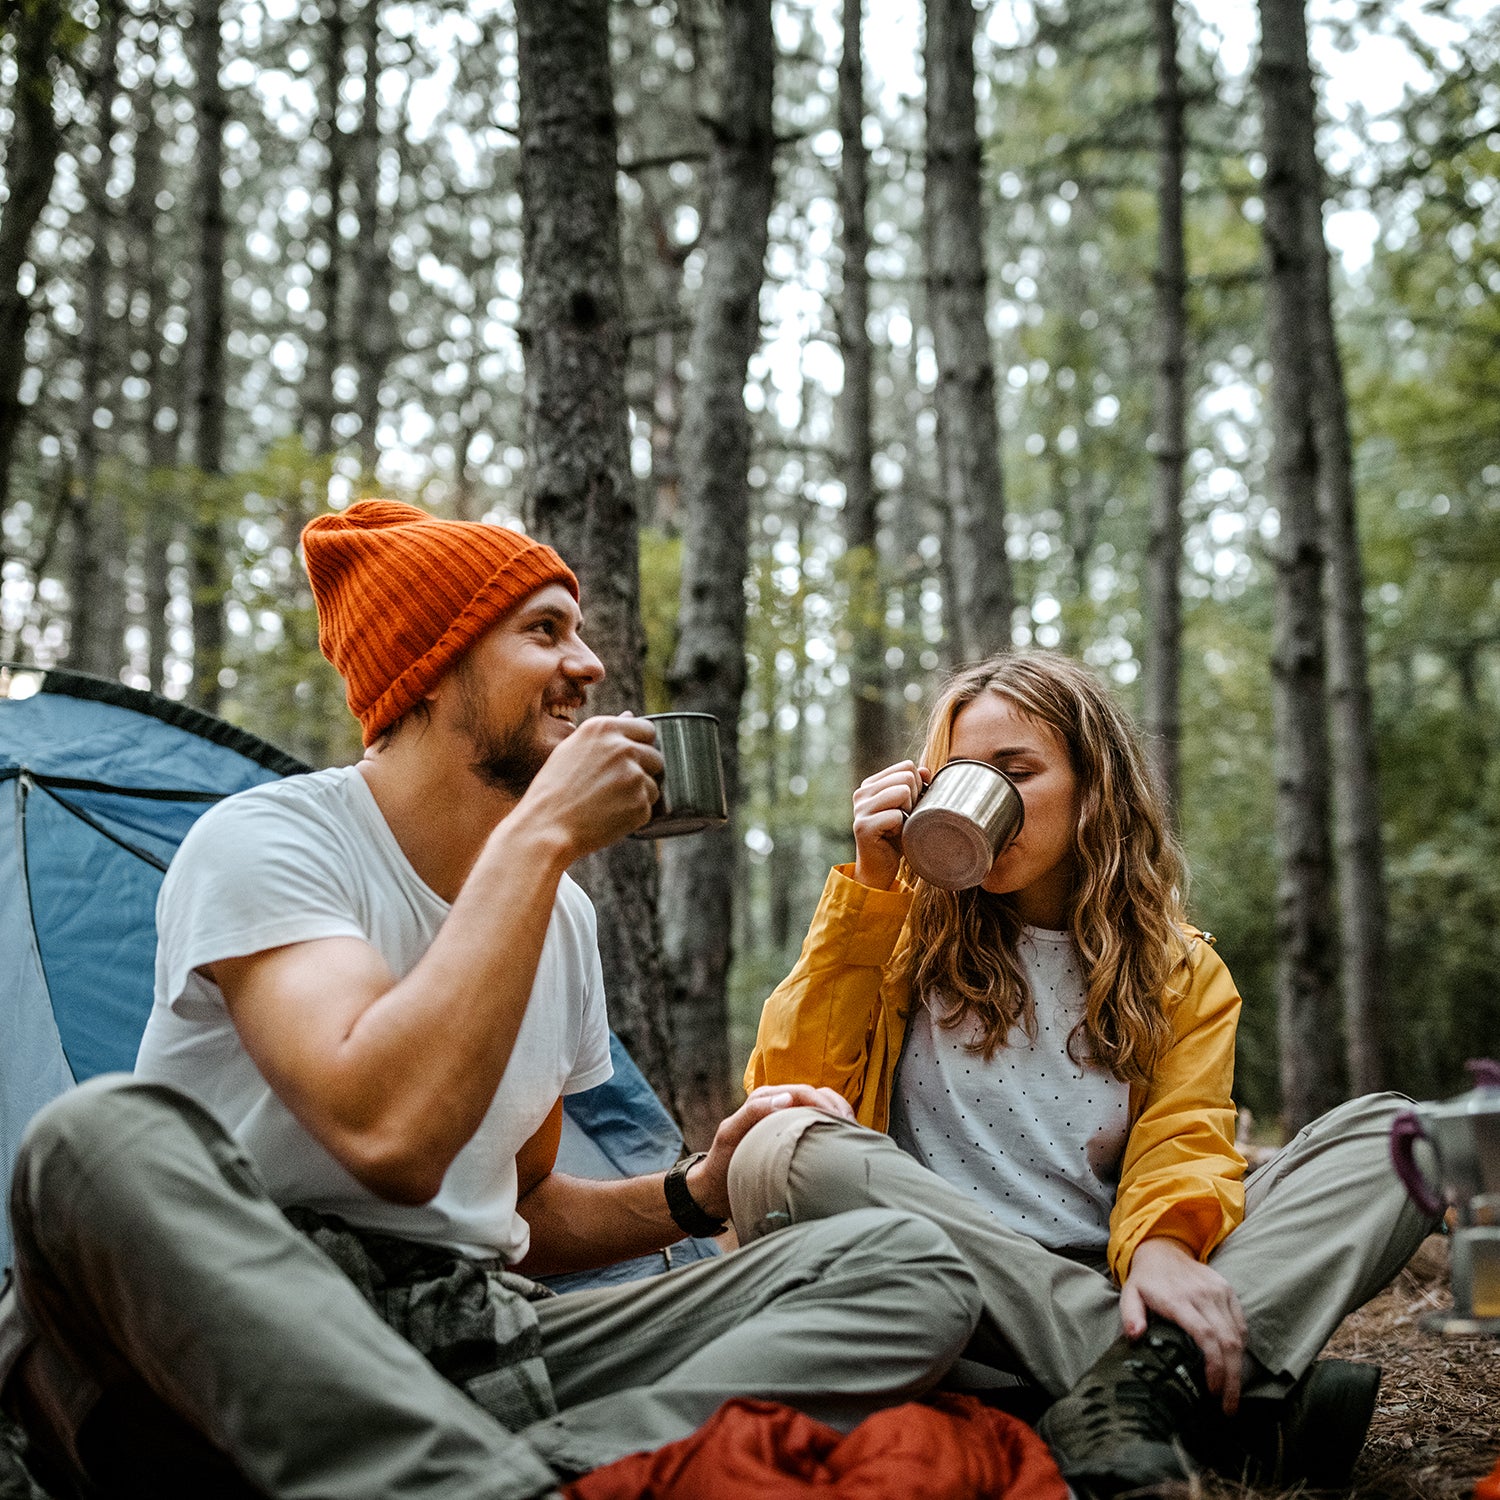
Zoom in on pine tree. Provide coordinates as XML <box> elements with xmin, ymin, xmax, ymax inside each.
<box><xmin>1143</xmin><ymin>0</ymin><xmax>1188</xmax><ymax>814</ymax></box>
<box><xmin>515</xmin><ymin>0</ymin><xmax>678</xmax><ymax>1107</ymax></box>
<box><xmin>1255</xmin><ymin>0</ymin><xmax>1342</xmax><ymax>1128</ymax></box>
<box><xmin>924</xmin><ymin>0</ymin><xmax>1013</xmax><ymax>661</ymax></box>
<box><xmin>661</xmin><ymin>0</ymin><xmax>777</xmax><ymax>1145</ymax></box>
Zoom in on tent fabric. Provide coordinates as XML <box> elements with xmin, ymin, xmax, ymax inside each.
<box><xmin>0</xmin><ymin>670</ymin><xmax>716</xmax><ymax>1283</ymax></box>
<box><xmin>560</xmin><ymin>1394</ymin><xmax>1069</xmax><ymax>1500</ymax></box>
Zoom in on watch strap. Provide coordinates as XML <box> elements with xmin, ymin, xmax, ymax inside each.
<box><xmin>663</xmin><ymin>1151</ymin><xmax>728</xmax><ymax>1238</ymax></box>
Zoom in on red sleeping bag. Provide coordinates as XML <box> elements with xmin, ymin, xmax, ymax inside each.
<box><xmin>563</xmin><ymin>1393</ymin><xmax>1068</xmax><ymax>1500</ymax></box>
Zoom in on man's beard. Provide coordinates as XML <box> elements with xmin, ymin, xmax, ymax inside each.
<box><xmin>454</xmin><ymin>668</ymin><xmax>552</xmax><ymax>799</ymax></box>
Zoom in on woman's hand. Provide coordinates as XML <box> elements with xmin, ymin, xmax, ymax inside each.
<box><xmin>852</xmin><ymin>761</ymin><xmax>928</xmax><ymax>890</ymax></box>
<box><xmin>1120</xmin><ymin>1237</ymin><xmax>1248</xmax><ymax>1415</ymax></box>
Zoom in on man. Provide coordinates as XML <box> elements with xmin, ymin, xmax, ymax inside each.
<box><xmin>0</xmin><ymin>500</ymin><xmax>981</xmax><ymax>1500</ymax></box>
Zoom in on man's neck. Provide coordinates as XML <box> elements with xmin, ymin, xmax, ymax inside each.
<box><xmin>355</xmin><ymin>745</ymin><xmax>519</xmax><ymax>904</ymax></box>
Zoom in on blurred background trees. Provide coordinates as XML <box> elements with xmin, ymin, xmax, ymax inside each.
<box><xmin>2</xmin><ymin>0</ymin><xmax>1496</xmax><ymax>1139</ymax></box>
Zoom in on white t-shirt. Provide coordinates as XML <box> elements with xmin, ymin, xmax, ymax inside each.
<box><xmin>889</xmin><ymin>925</ymin><xmax>1129</xmax><ymax>1255</ymax></box>
<box><xmin>135</xmin><ymin>765</ymin><xmax>613</xmax><ymax>1262</ymax></box>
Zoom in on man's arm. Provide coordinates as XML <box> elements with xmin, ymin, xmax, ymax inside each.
<box><xmin>512</xmin><ymin>1085</ymin><xmax>857</xmax><ymax>1276</ymax></box>
<box><xmin>213</xmin><ymin>717</ymin><xmax>662</xmax><ymax>1205</ymax></box>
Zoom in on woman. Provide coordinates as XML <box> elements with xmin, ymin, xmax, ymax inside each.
<box><xmin>741</xmin><ymin>652</ymin><xmax>1428</xmax><ymax>1497</ymax></box>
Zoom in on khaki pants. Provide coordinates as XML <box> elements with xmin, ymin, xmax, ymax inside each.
<box><xmin>3</xmin><ymin>1077</ymin><xmax>981</xmax><ymax>1500</ymax></box>
<box><xmin>728</xmin><ymin>1094</ymin><xmax>1435</xmax><ymax>1399</ymax></box>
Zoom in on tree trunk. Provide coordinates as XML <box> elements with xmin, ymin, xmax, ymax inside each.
<box><xmin>660</xmin><ymin>0</ymin><xmax>776</xmax><ymax>1148</ymax></box>
<box><xmin>304</xmin><ymin>0</ymin><xmax>350</xmax><ymax>458</ymax></box>
<box><xmin>1293</xmin><ymin>39</ymin><xmax>1389</xmax><ymax>1098</ymax></box>
<box><xmin>127</xmin><ymin>66</ymin><xmax>177</xmax><ymax>691</ymax></box>
<box><xmin>515</xmin><ymin>0</ymin><xmax>680</xmax><ymax>1114</ymax></box>
<box><xmin>183</xmin><ymin>0</ymin><xmax>229</xmax><ymax>714</ymax></box>
<box><xmin>838</xmin><ymin>0</ymin><xmax>889</xmax><ymax>786</ymax></box>
<box><xmin>638</xmin><ymin>179</ymin><xmax>688</xmax><ymax>533</ymax></box>
<box><xmin>1143</xmin><ymin>0</ymin><xmax>1188</xmax><ymax>817</ymax></box>
<box><xmin>351</xmin><ymin>0</ymin><xmax>393</xmax><ymax>478</ymax></box>
<box><xmin>68</xmin><ymin>7</ymin><xmax>125</xmax><ymax>679</ymax></box>
<box><xmin>1256</xmin><ymin>0</ymin><xmax>1342</xmax><ymax>1130</ymax></box>
<box><xmin>923</xmin><ymin>0</ymin><xmax>1012</xmax><ymax>663</ymax></box>
<box><xmin>0</xmin><ymin>0</ymin><xmax>66</xmax><ymax>570</ymax></box>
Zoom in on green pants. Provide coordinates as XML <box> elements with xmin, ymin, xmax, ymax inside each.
<box><xmin>3</xmin><ymin>1077</ymin><xmax>981</xmax><ymax>1500</ymax></box>
<box><xmin>727</xmin><ymin>1094</ymin><xmax>1435</xmax><ymax>1399</ymax></box>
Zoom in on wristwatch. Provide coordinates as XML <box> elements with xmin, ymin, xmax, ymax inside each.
<box><xmin>663</xmin><ymin>1151</ymin><xmax>728</xmax><ymax>1238</ymax></box>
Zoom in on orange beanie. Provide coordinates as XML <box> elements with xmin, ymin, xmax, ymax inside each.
<box><xmin>301</xmin><ymin>499</ymin><xmax>578</xmax><ymax>745</ymax></box>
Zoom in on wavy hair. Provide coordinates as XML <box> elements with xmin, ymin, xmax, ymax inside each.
<box><xmin>904</xmin><ymin>652</ymin><xmax>1189</xmax><ymax>1086</ymax></box>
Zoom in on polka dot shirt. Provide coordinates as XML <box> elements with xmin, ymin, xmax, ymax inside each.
<box><xmin>889</xmin><ymin>924</ymin><xmax>1130</xmax><ymax>1254</ymax></box>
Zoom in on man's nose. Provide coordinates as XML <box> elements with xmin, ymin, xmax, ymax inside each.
<box><xmin>568</xmin><ymin>635</ymin><xmax>606</xmax><ymax>684</ymax></box>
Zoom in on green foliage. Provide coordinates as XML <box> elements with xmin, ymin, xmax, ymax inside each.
<box><xmin>638</xmin><ymin>526</ymin><xmax>682</xmax><ymax>714</ymax></box>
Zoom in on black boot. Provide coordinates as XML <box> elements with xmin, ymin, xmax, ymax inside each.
<box><xmin>1037</xmin><ymin>1316</ymin><xmax>1207</xmax><ymax>1499</ymax></box>
<box><xmin>1194</xmin><ymin>1358</ymin><xmax>1382</xmax><ymax>1489</ymax></box>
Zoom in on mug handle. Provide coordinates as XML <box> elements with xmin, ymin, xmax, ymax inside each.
<box><xmin>1468</xmin><ymin>1059</ymin><xmax>1500</xmax><ymax>1090</ymax></box>
<box><xmin>1389</xmin><ymin>1110</ymin><xmax>1444</xmax><ymax>1219</ymax></box>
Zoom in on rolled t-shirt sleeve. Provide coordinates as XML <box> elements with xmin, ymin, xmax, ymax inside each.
<box><xmin>155</xmin><ymin>791</ymin><xmax>367</xmax><ymax>1013</ymax></box>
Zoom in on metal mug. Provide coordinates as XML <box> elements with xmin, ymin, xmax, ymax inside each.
<box><xmin>901</xmin><ymin>758</ymin><xmax>1025</xmax><ymax>890</ymax></box>
<box><xmin>629</xmin><ymin>712</ymin><xmax>729</xmax><ymax>840</ymax></box>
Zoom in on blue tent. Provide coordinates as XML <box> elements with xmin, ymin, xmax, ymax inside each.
<box><xmin>0</xmin><ymin>669</ymin><xmax>715</xmax><ymax>1282</ymax></box>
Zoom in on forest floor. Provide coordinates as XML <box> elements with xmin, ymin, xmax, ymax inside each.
<box><xmin>1203</xmin><ymin>1233</ymin><xmax>1499</xmax><ymax>1500</ymax></box>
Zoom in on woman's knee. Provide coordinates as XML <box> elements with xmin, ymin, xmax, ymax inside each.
<box><xmin>727</xmin><ymin>1108</ymin><xmax>891</xmax><ymax>1241</ymax></box>
<box><xmin>1311</xmin><ymin>1090</ymin><xmax>1418</xmax><ymax>1150</ymax></box>
<box><xmin>727</xmin><ymin>1106</ymin><xmax>829</xmax><ymax>1241</ymax></box>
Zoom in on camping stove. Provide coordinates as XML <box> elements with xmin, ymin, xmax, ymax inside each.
<box><xmin>1390</xmin><ymin>1061</ymin><xmax>1500</xmax><ymax>1499</ymax></box>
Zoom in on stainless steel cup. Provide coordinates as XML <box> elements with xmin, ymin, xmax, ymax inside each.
<box><xmin>630</xmin><ymin>712</ymin><xmax>729</xmax><ymax>840</ymax></box>
<box><xmin>901</xmin><ymin>758</ymin><xmax>1025</xmax><ymax>890</ymax></box>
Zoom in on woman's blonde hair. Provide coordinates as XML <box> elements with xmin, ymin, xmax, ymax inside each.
<box><xmin>905</xmin><ymin>651</ymin><xmax>1189</xmax><ymax>1085</ymax></box>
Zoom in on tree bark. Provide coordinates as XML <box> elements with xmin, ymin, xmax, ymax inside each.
<box><xmin>0</xmin><ymin>0</ymin><xmax>66</xmax><ymax>571</ymax></box>
<box><xmin>1256</xmin><ymin>0</ymin><xmax>1342</xmax><ymax>1129</ymax></box>
<box><xmin>304</xmin><ymin>0</ymin><xmax>350</xmax><ymax>458</ymax></box>
<box><xmin>67</xmin><ymin>6</ymin><xmax>125</xmax><ymax>679</ymax></box>
<box><xmin>838</xmin><ymin>0</ymin><xmax>889</xmax><ymax>785</ymax></box>
<box><xmin>126</xmin><ymin>64</ymin><xmax>177</xmax><ymax>691</ymax></box>
<box><xmin>923</xmin><ymin>0</ymin><xmax>1012</xmax><ymax>663</ymax></box>
<box><xmin>351</xmin><ymin>0</ymin><xmax>394</xmax><ymax>479</ymax></box>
<box><xmin>637</xmin><ymin>178</ymin><xmax>689</xmax><ymax>533</ymax></box>
<box><xmin>1293</xmin><ymin>37</ymin><xmax>1389</xmax><ymax>1098</ymax></box>
<box><xmin>1143</xmin><ymin>0</ymin><xmax>1188</xmax><ymax>817</ymax></box>
<box><xmin>660</xmin><ymin>0</ymin><xmax>776</xmax><ymax>1148</ymax></box>
<box><xmin>183</xmin><ymin>0</ymin><xmax>229</xmax><ymax>713</ymax></box>
<box><xmin>515</xmin><ymin>0</ymin><xmax>680</xmax><ymax>1114</ymax></box>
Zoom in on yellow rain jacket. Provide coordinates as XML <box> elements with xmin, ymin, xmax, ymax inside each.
<box><xmin>745</xmin><ymin>864</ymin><xmax>1247</xmax><ymax>1285</ymax></box>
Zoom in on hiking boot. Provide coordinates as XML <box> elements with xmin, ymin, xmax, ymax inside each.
<box><xmin>1194</xmin><ymin>1358</ymin><xmax>1382</xmax><ymax>1489</ymax></box>
<box><xmin>1037</xmin><ymin>1315</ymin><xmax>1207</xmax><ymax>1498</ymax></box>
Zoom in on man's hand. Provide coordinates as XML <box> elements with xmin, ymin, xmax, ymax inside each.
<box><xmin>685</xmin><ymin>1085</ymin><xmax>857</xmax><ymax>1221</ymax></box>
<box><xmin>1120</xmin><ymin>1237</ymin><xmax>1248</xmax><ymax>1415</ymax></box>
<box><xmin>514</xmin><ymin>713</ymin><xmax>664</xmax><ymax>860</ymax></box>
